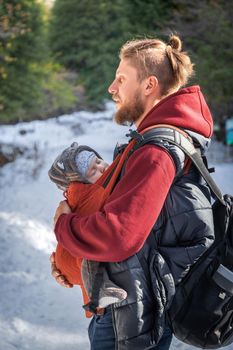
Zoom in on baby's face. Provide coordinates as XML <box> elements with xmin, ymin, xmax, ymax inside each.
<box><xmin>85</xmin><ymin>156</ymin><xmax>109</xmax><ymax>183</ymax></box>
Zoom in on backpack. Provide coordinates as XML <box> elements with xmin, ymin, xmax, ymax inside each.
<box><xmin>126</xmin><ymin>125</ymin><xmax>233</xmax><ymax>348</ymax></box>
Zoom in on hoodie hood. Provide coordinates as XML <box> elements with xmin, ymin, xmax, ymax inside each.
<box><xmin>138</xmin><ymin>86</ymin><xmax>213</xmax><ymax>140</ymax></box>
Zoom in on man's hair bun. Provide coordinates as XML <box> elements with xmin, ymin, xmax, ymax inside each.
<box><xmin>168</xmin><ymin>35</ymin><xmax>182</xmax><ymax>52</ymax></box>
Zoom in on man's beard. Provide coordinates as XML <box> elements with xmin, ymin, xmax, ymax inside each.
<box><xmin>113</xmin><ymin>90</ymin><xmax>145</xmax><ymax>126</ymax></box>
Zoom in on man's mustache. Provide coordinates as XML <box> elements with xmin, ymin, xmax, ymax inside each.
<box><xmin>112</xmin><ymin>95</ymin><xmax>120</xmax><ymax>102</ymax></box>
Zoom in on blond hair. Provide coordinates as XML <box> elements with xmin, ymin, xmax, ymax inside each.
<box><xmin>120</xmin><ymin>35</ymin><xmax>194</xmax><ymax>97</ymax></box>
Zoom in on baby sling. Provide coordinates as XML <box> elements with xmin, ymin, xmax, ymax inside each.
<box><xmin>55</xmin><ymin>129</ymin><xmax>154</xmax><ymax>316</ymax></box>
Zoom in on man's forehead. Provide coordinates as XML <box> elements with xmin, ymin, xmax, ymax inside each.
<box><xmin>116</xmin><ymin>61</ymin><xmax>125</xmax><ymax>75</ymax></box>
<box><xmin>116</xmin><ymin>59</ymin><xmax>136</xmax><ymax>76</ymax></box>
<box><xmin>116</xmin><ymin>69</ymin><xmax>124</xmax><ymax>77</ymax></box>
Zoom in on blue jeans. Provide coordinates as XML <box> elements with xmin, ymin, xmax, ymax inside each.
<box><xmin>88</xmin><ymin>308</ymin><xmax>115</xmax><ymax>350</ymax></box>
<box><xmin>88</xmin><ymin>308</ymin><xmax>172</xmax><ymax>350</ymax></box>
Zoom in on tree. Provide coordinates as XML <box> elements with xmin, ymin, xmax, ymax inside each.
<box><xmin>49</xmin><ymin>0</ymin><xmax>130</xmax><ymax>106</ymax></box>
<box><xmin>169</xmin><ymin>0</ymin><xmax>233</xmax><ymax>121</ymax></box>
<box><xmin>0</xmin><ymin>0</ymin><xmax>47</xmax><ymax>122</ymax></box>
<box><xmin>124</xmin><ymin>0</ymin><xmax>173</xmax><ymax>39</ymax></box>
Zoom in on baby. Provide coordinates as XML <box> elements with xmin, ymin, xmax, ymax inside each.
<box><xmin>48</xmin><ymin>142</ymin><xmax>127</xmax><ymax>313</ymax></box>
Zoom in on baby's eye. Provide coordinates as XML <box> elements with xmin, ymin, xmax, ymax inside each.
<box><xmin>96</xmin><ymin>158</ymin><xmax>101</xmax><ymax>164</ymax></box>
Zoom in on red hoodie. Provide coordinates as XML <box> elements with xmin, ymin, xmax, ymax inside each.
<box><xmin>54</xmin><ymin>86</ymin><xmax>213</xmax><ymax>262</ymax></box>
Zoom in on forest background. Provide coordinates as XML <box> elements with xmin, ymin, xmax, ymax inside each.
<box><xmin>0</xmin><ymin>0</ymin><xmax>232</xmax><ymax>141</ymax></box>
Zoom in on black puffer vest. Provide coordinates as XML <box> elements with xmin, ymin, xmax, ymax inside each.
<box><xmin>106</xmin><ymin>134</ymin><xmax>214</xmax><ymax>350</ymax></box>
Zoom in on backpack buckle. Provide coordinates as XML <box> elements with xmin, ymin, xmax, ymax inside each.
<box><xmin>126</xmin><ymin>129</ymin><xmax>144</xmax><ymax>143</ymax></box>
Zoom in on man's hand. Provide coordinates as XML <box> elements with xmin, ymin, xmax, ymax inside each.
<box><xmin>50</xmin><ymin>252</ymin><xmax>73</xmax><ymax>288</ymax></box>
<box><xmin>53</xmin><ymin>200</ymin><xmax>71</xmax><ymax>227</ymax></box>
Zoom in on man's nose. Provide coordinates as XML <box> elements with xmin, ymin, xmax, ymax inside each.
<box><xmin>108</xmin><ymin>80</ymin><xmax>117</xmax><ymax>94</ymax></box>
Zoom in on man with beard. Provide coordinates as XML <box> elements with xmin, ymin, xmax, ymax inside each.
<box><xmin>51</xmin><ymin>34</ymin><xmax>214</xmax><ymax>350</ymax></box>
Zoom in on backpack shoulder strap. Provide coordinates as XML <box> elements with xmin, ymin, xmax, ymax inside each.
<box><xmin>127</xmin><ymin>125</ymin><xmax>225</xmax><ymax>205</ymax></box>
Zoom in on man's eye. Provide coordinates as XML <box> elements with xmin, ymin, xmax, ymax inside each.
<box><xmin>96</xmin><ymin>158</ymin><xmax>101</xmax><ymax>164</ymax></box>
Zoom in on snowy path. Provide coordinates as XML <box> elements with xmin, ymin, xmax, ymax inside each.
<box><xmin>0</xmin><ymin>105</ymin><xmax>233</xmax><ymax>350</ymax></box>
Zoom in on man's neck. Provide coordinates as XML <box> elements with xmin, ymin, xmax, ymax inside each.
<box><xmin>135</xmin><ymin>97</ymin><xmax>161</xmax><ymax>128</ymax></box>
<box><xmin>135</xmin><ymin>87</ymin><xmax>180</xmax><ymax>128</ymax></box>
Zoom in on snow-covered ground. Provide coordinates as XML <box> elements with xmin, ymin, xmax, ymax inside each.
<box><xmin>0</xmin><ymin>103</ymin><xmax>233</xmax><ymax>350</ymax></box>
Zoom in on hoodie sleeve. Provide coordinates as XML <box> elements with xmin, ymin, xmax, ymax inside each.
<box><xmin>54</xmin><ymin>144</ymin><xmax>176</xmax><ymax>262</ymax></box>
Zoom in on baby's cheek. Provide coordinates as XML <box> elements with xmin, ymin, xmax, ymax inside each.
<box><xmin>95</xmin><ymin>171</ymin><xmax>103</xmax><ymax>182</ymax></box>
<box><xmin>87</xmin><ymin>173</ymin><xmax>99</xmax><ymax>184</ymax></box>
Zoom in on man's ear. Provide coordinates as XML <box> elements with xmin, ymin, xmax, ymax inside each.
<box><xmin>144</xmin><ymin>76</ymin><xmax>158</xmax><ymax>96</ymax></box>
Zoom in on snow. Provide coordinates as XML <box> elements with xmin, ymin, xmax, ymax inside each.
<box><xmin>0</xmin><ymin>103</ymin><xmax>233</xmax><ymax>350</ymax></box>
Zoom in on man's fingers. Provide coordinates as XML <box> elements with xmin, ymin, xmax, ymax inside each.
<box><xmin>49</xmin><ymin>252</ymin><xmax>55</xmax><ymax>263</ymax></box>
<box><xmin>50</xmin><ymin>252</ymin><xmax>61</xmax><ymax>277</ymax></box>
<box><xmin>55</xmin><ymin>275</ymin><xmax>73</xmax><ymax>288</ymax></box>
<box><xmin>49</xmin><ymin>251</ymin><xmax>73</xmax><ymax>288</ymax></box>
<box><xmin>51</xmin><ymin>266</ymin><xmax>61</xmax><ymax>278</ymax></box>
<box><xmin>56</xmin><ymin>274</ymin><xmax>66</xmax><ymax>283</ymax></box>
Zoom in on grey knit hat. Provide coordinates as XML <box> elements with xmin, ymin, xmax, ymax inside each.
<box><xmin>75</xmin><ymin>150</ymin><xmax>95</xmax><ymax>178</ymax></box>
<box><xmin>48</xmin><ymin>142</ymin><xmax>102</xmax><ymax>190</ymax></box>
